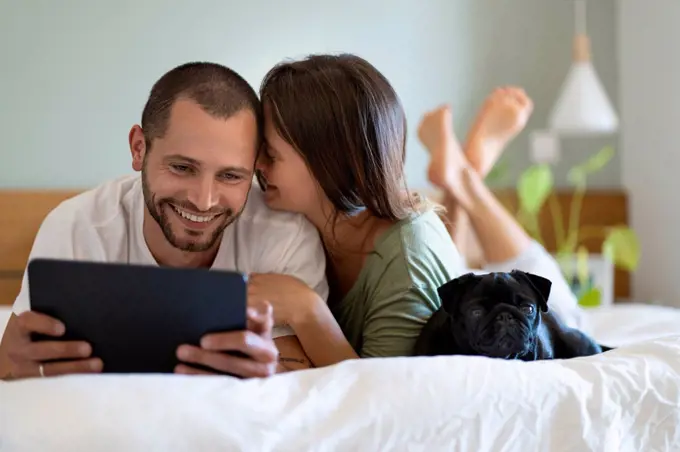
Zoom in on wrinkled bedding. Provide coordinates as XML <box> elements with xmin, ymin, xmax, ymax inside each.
<box><xmin>1</xmin><ymin>304</ymin><xmax>680</xmax><ymax>452</ymax></box>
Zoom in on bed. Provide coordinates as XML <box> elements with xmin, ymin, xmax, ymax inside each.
<box><xmin>0</xmin><ymin>189</ymin><xmax>81</xmax><ymax>306</ymax></box>
<box><xmin>1</xmin><ymin>303</ymin><xmax>679</xmax><ymax>451</ymax></box>
<box><xmin>1</xmin><ymin>189</ymin><xmax>679</xmax><ymax>451</ymax></box>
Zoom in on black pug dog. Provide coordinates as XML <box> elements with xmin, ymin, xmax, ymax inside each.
<box><xmin>414</xmin><ymin>270</ymin><xmax>612</xmax><ymax>360</ymax></box>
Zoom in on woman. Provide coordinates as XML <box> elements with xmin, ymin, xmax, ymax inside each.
<box><xmin>248</xmin><ymin>54</ymin><xmax>465</xmax><ymax>367</ymax></box>
<box><xmin>250</xmin><ymin>55</ymin><xmax>585</xmax><ymax>371</ymax></box>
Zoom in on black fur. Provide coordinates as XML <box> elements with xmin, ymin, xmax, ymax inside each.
<box><xmin>414</xmin><ymin>270</ymin><xmax>611</xmax><ymax>360</ymax></box>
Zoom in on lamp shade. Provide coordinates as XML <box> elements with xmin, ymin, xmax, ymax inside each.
<box><xmin>548</xmin><ymin>30</ymin><xmax>619</xmax><ymax>136</ymax></box>
<box><xmin>547</xmin><ymin>61</ymin><xmax>619</xmax><ymax>135</ymax></box>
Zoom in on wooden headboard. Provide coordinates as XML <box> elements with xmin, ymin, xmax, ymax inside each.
<box><xmin>0</xmin><ymin>188</ymin><xmax>631</xmax><ymax>306</ymax></box>
<box><xmin>0</xmin><ymin>190</ymin><xmax>81</xmax><ymax>306</ymax></box>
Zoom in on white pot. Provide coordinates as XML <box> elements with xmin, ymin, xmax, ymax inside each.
<box><xmin>554</xmin><ymin>253</ymin><xmax>615</xmax><ymax>307</ymax></box>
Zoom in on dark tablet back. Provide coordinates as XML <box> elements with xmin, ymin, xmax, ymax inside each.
<box><xmin>27</xmin><ymin>258</ymin><xmax>247</xmax><ymax>374</ymax></box>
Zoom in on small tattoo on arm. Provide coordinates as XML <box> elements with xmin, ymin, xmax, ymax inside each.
<box><xmin>276</xmin><ymin>356</ymin><xmax>312</xmax><ymax>373</ymax></box>
<box><xmin>279</xmin><ymin>357</ymin><xmax>307</xmax><ymax>364</ymax></box>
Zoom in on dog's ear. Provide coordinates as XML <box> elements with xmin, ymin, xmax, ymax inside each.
<box><xmin>510</xmin><ymin>270</ymin><xmax>552</xmax><ymax>312</ymax></box>
<box><xmin>437</xmin><ymin>272</ymin><xmax>481</xmax><ymax>316</ymax></box>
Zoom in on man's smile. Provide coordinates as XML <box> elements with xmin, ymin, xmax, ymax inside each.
<box><xmin>169</xmin><ymin>204</ymin><xmax>224</xmax><ymax>229</ymax></box>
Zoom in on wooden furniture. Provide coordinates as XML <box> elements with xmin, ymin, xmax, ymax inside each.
<box><xmin>0</xmin><ymin>188</ymin><xmax>631</xmax><ymax>306</ymax></box>
<box><xmin>0</xmin><ymin>190</ymin><xmax>81</xmax><ymax>306</ymax></box>
<box><xmin>492</xmin><ymin>189</ymin><xmax>630</xmax><ymax>299</ymax></box>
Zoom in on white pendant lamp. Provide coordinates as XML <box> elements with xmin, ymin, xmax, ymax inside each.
<box><xmin>548</xmin><ymin>0</ymin><xmax>619</xmax><ymax>136</ymax></box>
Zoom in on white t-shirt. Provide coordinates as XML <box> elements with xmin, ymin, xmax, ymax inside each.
<box><xmin>12</xmin><ymin>175</ymin><xmax>329</xmax><ymax>338</ymax></box>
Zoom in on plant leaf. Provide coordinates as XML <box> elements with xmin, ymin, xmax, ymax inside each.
<box><xmin>517</xmin><ymin>164</ymin><xmax>553</xmax><ymax>215</ymax></box>
<box><xmin>603</xmin><ymin>226</ymin><xmax>641</xmax><ymax>271</ymax></box>
<box><xmin>558</xmin><ymin>232</ymin><xmax>578</xmax><ymax>255</ymax></box>
<box><xmin>555</xmin><ymin>252</ymin><xmax>574</xmax><ymax>281</ymax></box>
<box><xmin>581</xmin><ymin>146</ymin><xmax>615</xmax><ymax>175</ymax></box>
<box><xmin>567</xmin><ymin>167</ymin><xmax>586</xmax><ymax>187</ymax></box>
<box><xmin>576</xmin><ymin>246</ymin><xmax>590</xmax><ymax>287</ymax></box>
<box><xmin>578</xmin><ymin>287</ymin><xmax>602</xmax><ymax>307</ymax></box>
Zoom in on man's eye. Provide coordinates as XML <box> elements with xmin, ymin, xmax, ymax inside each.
<box><xmin>220</xmin><ymin>173</ymin><xmax>242</xmax><ymax>181</ymax></box>
<box><xmin>170</xmin><ymin>164</ymin><xmax>192</xmax><ymax>173</ymax></box>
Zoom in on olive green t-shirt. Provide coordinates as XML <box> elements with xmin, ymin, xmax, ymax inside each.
<box><xmin>331</xmin><ymin>210</ymin><xmax>466</xmax><ymax>358</ymax></box>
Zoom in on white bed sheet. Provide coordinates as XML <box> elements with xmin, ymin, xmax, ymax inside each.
<box><xmin>1</xmin><ymin>304</ymin><xmax>679</xmax><ymax>452</ymax></box>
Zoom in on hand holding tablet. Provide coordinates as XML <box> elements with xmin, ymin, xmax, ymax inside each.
<box><xmin>174</xmin><ymin>301</ymin><xmax>277</xmax><ymax>377</ymax></box>
<box><xmin>15</xmin><ymin>258</ymin><xmax>268</xmax><ymax>378</ymax></box>
<box><xmin>10</xmin><ymin>310</ymin><xmax>102</xmax><ymax>378</ymax></box>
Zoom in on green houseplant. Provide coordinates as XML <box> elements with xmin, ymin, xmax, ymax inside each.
<box><xmin>490</xmin><ymin>146</ymin><xmax>641</xmax><ymax>307</ymax></box>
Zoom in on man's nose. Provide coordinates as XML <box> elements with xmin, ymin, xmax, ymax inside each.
<box><xmin>187</xmin><ymin>177</ymin><xmax>217</xmax><ymax>212</ymax></box>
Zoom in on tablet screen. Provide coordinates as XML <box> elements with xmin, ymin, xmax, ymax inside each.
<box><xmin>27</xmin><ymin>258</ymin><xmax>247</xmax><ymax>374</ymax></box>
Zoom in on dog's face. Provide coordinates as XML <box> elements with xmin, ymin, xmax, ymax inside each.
<box><xmin>437</xmin><ymin>270</ymin><xmax>552</xmax><ymax>359</ymax></box>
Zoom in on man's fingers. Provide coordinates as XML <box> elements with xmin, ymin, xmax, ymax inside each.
<box><xmin>199</xmin><ymin>330</ymin><xmax>277</xmax><ymax>363</ymax></box>
<box><xmin>11</xmin><ymin>340</ymin><xmax>92</xmax><ymax>362</ymax></box>
<box><xmin>46</xmin><ymin>358</ymin><xmax>103</xmax><ymax>376</ymax></box>
<box><xmin>174</xmin><ymin>364</ymin><xmax>216</xmax><ymax>376</ymax></box>
<box><xmin>247</xmin><ymin>301</ymin><xmax>273</xmax><ymax>337</ymax></box>
<box><xmin>16</xmin><ymin>311</ymin><xmax>65</xmax><ymax>336</ymax></box>
<box><xmin>181</xmin><ymin>300</ymin><xmax>278</xmax><ymax>379</ymax></box>
<box><xmin>176</xmin><ymin>345</ymin><xmax>275</xmax><ymax>378</ymax></box>
<box><xmin>204</xmin><ymin>331</ymin><xmax>278</xmax><ymax>362</ymax></box>
<box><xmin>11</xmin><ymin>358</ymin><xmax>103</xmax><ymax>379</ymax></box>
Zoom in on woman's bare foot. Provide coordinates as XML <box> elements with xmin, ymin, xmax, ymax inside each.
<box><xmin>465</xmin><ymin>87</ymin><xmax>534</xmax><ymax>176</ymax></box>
<box><xmin>417</xmin><ymin>105</ymin><xmax>471</xmax><ymax>204</ymax></box>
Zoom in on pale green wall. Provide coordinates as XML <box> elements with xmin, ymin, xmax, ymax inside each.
<box><xmin>0</xmin><ymin>0</ymin><xmax>618</xmax><ymax>190</ymax></box>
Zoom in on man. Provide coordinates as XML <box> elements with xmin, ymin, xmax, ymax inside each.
<box><xmin>0</xmin><ymin>62</ymin><xmax>328</xmax><ymax>380</ymax></box>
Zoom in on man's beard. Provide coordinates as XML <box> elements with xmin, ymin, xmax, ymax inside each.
<box><xmin>141</xmin><ymin>170</ymin><xmax>239</xmax><ymax>252</ymax></box>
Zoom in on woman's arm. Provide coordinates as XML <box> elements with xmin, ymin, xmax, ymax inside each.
<box><xmin>248</xmin><ymin>273</ymin><xmax>359</xmax><ymax>368</ymax></box>
<box><xmin>274</xmin><ymin>336</ymin><xmax>314</xmax><ymax>372</ymax></box>
<box><xmin>290</xmin><ymin>294</ymin><xmax>359</xmax><ymax>367</ymax></box>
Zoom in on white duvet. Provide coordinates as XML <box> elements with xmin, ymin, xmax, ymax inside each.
<box><xmin>1</xmin><ymin>304</ymin><xmax>680</xmax><ymax>452</ymax></box>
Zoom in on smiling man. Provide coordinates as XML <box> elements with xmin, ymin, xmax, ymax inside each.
<box><xmin>0</xmin><ymin>62</ymin><xmax>327</xmax><ymax>380</ymax></box>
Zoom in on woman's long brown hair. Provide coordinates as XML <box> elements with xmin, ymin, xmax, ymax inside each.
<box><xmin>260</xmin><ymin>54</ymin><xmax>426</xmax><ymax>226</ymax></box>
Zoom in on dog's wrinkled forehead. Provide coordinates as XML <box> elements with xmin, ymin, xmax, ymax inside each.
<box><xmin>465</xmin><ymin>273</ymin><xmax>527</xmax><ymax>302</ymax></box>
<box><xmin>438</xmin><ymin>270</ymin><xmax>552</xmax><ymax>316</ymax></box>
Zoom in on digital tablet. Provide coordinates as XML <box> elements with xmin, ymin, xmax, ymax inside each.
<box><xmin>27</xmin><ymin>258</ymin><xmax>247</xmax><ymax>374</ymax></box>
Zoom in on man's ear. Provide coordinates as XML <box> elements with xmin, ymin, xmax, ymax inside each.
<box><xmin>129</xmin><ymin>125</ymin><xmax>147</xmax><ymax>172</ymax></box>
<box><xmin>510</xmin><ymin>270</ymin><xmax>552</xmax><ymax>312</ymax></box>
<box><xmin>437</xmin><ymin>272</ymin><xmax>480</xmax><ymax>316</ymax></box>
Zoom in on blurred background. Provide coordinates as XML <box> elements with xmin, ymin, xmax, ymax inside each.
<box><xmin>0</xmin><ymin>0</ymin><xmax>620</xmax><ymax>190</ymax></box>
<box><xmin>1</xmin><ymin>0</ymin><xmax>677</xmax><ymax>306</ymax></box>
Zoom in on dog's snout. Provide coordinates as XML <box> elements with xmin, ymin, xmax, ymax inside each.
<box><xmin>496</xmin><ymin>312</ymin><xmax>515</xmax><ymax>324</ymax></box>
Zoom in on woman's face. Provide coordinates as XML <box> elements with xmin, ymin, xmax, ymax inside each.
<box><xmin>257</xmin><ymin>104</ymin><xmax>323</xmax><ymax>216</ymax></box>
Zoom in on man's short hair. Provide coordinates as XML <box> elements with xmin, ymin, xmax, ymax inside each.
<box><xmin>141</xmin><ymin>62</ymin><xmax>262</xmax><ymax>150</ymax></box>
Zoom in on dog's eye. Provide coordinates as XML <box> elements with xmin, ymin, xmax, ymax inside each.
<box><xmin>520</xmin><ymin>304</ymin><xmax>535</xmax><ymax>314</ymax></box>
<box><xmin>471</xmin><ymin>309</ymin><xmax>484</xmax><ymax>317</ymax></box>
